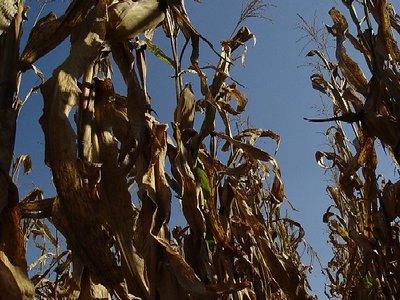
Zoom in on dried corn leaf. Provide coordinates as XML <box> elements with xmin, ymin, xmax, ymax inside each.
<box><xmin>203</xmin><ymin>184</ymin><xmax>243</xmax><ymax>257</ymax></box>
<box><xmin>0</xmin><ymin>171</ymin><xmax>10</xmax><ymax>213</ymax></box>
<box><xmin>106</xmin><ymin>0</ymin><xmax>165</xmax><ymax>42</ymax></box>
<box><xmin>220</xmin><ymin>84</ymin><xmax>248</xmax><ymax>115</ymax></box>
<box><xmin>175</xmin><ymin>83</ymin><xmax>195</xmax><ymax>129</ymax></box>
<box><xmin>111</xmin><ymin>42</ymin><xmax>147</xmax><ymax>165</ymax></box>
<box><xmin>78</xmin><ymin>269</ymin><xmax>110</xmax><ymax>300</ymax></box>
<box><xmin>329</xmin><ymin>8</ymin><xmax>349</xmax><ymax>34</ymax></box>
<box><xmin>154</xmin><ymin>236</ymin><xmax>249</xmax><ymax>297</ymax></box>
<box><xmin>0</xmin><ymin>111</ymin><xmax>18</xmax><ymax>175</ymax></box>
<box><xmin>376</xmin><ymin>0</ymin><xmax>400</xmax><ymax>62</ymax></box>
<box><xmin>215</xmin><ymin>132</ymin><xmax>274</xmax><ymax>162</ymax></box>
<box><xmin>0</xmin><ymin>174</ymin><xmax>26</xmax><ymax>269</ymax></box>
<box><xmin>28</xmin><ymin>253</ymin><xmax>52</xmax><ymax>271</ymax></box>
<box><xmin>38</xmin><ymin>4</ymin><xmax>140</xmax><ymax>297</ymax></box>
<box><xmin>310</xmin><ymin>73</ymin><xmax>330</xmax><ymax>94</ymax></box>
<box><xmin>223</xmin><ymin>27</ymin><xmax>255</xmax><ymax>52</ymax></box>
<box><xmin>271</xmin><ymin>168</ymin><xmax>285</xmax><ymax>203</ymax></box>
<box><xmin>169</xmin><ymin>126</ymin><xmax>206</xmax><ymax>235</ymax></box>
<box><xmin>315</xmin><ymin>151</ymin><xmax>335</xmax><ymax>169</ymax></box>
<box><xmin>329</xmin><ymin>8</ymin><xmax>368</xmax><ymax>96</ymax></box>
<box><xmin>364</xmin><ymin>112</ymin><xmax>400</xmax><ymax>151</ymax></box>
<box><xmin>95</xmin><ymin>82</ymin><xmax>149</xmax><ymax>297</ymax></box>
<box><xmin>239</xmin><ymin>128</ymin><xmax>280</xmax><ymax>151</ymax></box>
<box><xmin>0</xmin><ymin>251</ymin><xmax>34</xmax><ymax>299</ymax></box>
<box><xmin>35</xmin><ymin>220</ymin><xmax>57</xmax><ymax>247</ymax></box>
<box><xmin>326</xmin><ymin>186</ymin><xmax>342</xmax><ymax>209</ymax></box>
<box><xmin>20</xmin><ymin>0</ymin><xmax>94</xmax><ymax>69</ymax></box>
<box><xmin>232</xmin><ymin>185</ymin><xmax>310</xmax><ymax>299</ymax></box>
<box><xmin>137</xmin><ymin>118</ymin><xmax>171</xmax><ymax>236</ymax></box>
<box><xmin>169</xmin><ymin>0</ymin><xmax>200</xmax><ymax>65</ymax></box>
<box><xmin>11</xmin><ymin>155</ymin><xmax>31</xmax><ymax>181</ymax></box>
<box><xmin>343</xmin><ymin>87</ymin><xmax>363</xmax><ymax>112</ymax></box>
<box><xmin>357</xmin><ymin>137</ymin><xmax>376</xmax><ymax>167</ymax></box>
<box><xmin>382</xmin><ymin>180</ymin><xmax>400</xmax><ymax>221</ymax></box>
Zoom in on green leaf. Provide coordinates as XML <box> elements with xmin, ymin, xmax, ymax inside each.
<box><xmin>194</xmin><ymin>163</ymin><xmax>211</xmax><ymax>198</ymax></box>
<box><xmin>146</xmin><ymin>39</ymin><xmax>174</xmax><ymax>67</ymax></box>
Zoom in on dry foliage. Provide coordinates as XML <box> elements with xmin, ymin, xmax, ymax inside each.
<box><xmin>0</xmin><ymin>0</ymin><xmax>313</xmax><ymax>299</ymax></box>
<box><xmin>304</xmin><ymin>0</ymin><xmax>400</xmax><ymax>299</ymax></box>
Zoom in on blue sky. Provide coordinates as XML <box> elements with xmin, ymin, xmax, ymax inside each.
<box><xmin>14</xmin><ymin>0</ymin><xmax>399</xmax><ymax>298</ymax></box>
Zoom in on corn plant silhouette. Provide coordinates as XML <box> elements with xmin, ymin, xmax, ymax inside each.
<box><xmin>0</xmin><ymin>1</ymin><xmax>313</xmax><ymax>299</ymax></box>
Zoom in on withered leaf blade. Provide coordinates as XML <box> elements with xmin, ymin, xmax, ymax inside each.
<box><xmin>306</xmin><ymin>50</ymin><xmax>318</xmax><ymax>57</ymax></box>
<box><xmin>310</xmin><ymin>73</ymin><xmax>329</xmax><ymax>94</ymax></box>
<box><xmin>106</xmin><ymin>0</ymin><xmax>165</xmax><ymax>41</ymax></box>
<box><xmin>20</xmin><ymin>1</ymin><xmax>94</xmax><ymax>70</ymax></box>
<box><xmin>22</xmin><ymin>155</ymin><xmax>31</xmax><ymax>174</ymax></box>
<box><xmin>329</xmin><ymin>7</ymin><xmax>349</xmax><ymax>34</ymax></box>
<box><xmin>329</xmin><ymin>8</ymin><xmax>368</xmax><ymax>96</ymax></box>
<box><xmin>38</xmin><ymin>3</ymin><xmax>143</xmax><ymax>297</ymax></box>
<box><xmin>174</xmin><ymin>83</ymin><xmax>195</xmax><ymax>129</ymax></box>
<box><xmin>215</xmin><ymin>131</ymin><xmax>274</xmax><ymax>162</ymax></box>
<box><xmin>236</xmin><ymin>128</ymin><xmax>281</xmax><ymax>152</ymax></box>
<box><xmin>271</xmin><ymin>168</ymin><xmax>285</xmax><ymax>202</ymax></box>
<box><xmin>221</xmin><ymin>84</ymin><xmax>248</xmax><ymax>115</ymax></box>
<box><xmin>154</xmin><ymin>236</ymin><xmax>249</xmax><ymax>297</ymax></box>
<box><xmin>169</xmin><ymin>0</ymin><xmax>201</xmax><ymax>65</ymax></box>
<box><xmin>376</xmin><ymin>0</ymin><xmax>400</xmax><ymax>62</ymax></box>
<box><xmin>224</xmin><ymin>27</ymin><xmax>255</xmax><ymax>52</ymax></box>
<box><xmin>11</xmin><ymin>155</ymin><xmax>32</xmax><ymax>183</ymax></box>
<box><xmin>382</xmin><ymin>180</ymin><xmax>400</xmax><ymax>221</ymax></box>
<box><xmin>315</xmin><ymin>151</ymin><xmax>335</xmax><ymax>169</ymax></box>
<box><xmin>0</xmin><ymin>251</ymin><xmax>35</xmax><ymax>299</ymax></box>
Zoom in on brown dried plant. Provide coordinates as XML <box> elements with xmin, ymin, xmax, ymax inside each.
<box><xmin>0</xmin><ymin>0</ymin><xmax>313</xmax><ymax>299</ymax></box>
<box><xmin>304</xmin><ymin>0</ymin><xmax>400</xmax><ymax>299</ymax></box>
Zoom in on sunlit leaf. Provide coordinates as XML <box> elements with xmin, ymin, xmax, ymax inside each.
<box><xmin>146</xmin><ymin>38</ymin><xmax>174</xmax><ymax>67</ymax></box>
<box><xmin>194</xmin><ymin>162</ymin><xmax>211</xmax><ymax>197</ymax></box>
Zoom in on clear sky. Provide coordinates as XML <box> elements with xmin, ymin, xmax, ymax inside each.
<box><xmin>14</xmin><ymin>0</ymin><xmax>399</xmax><ymax>298</ymax></box>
